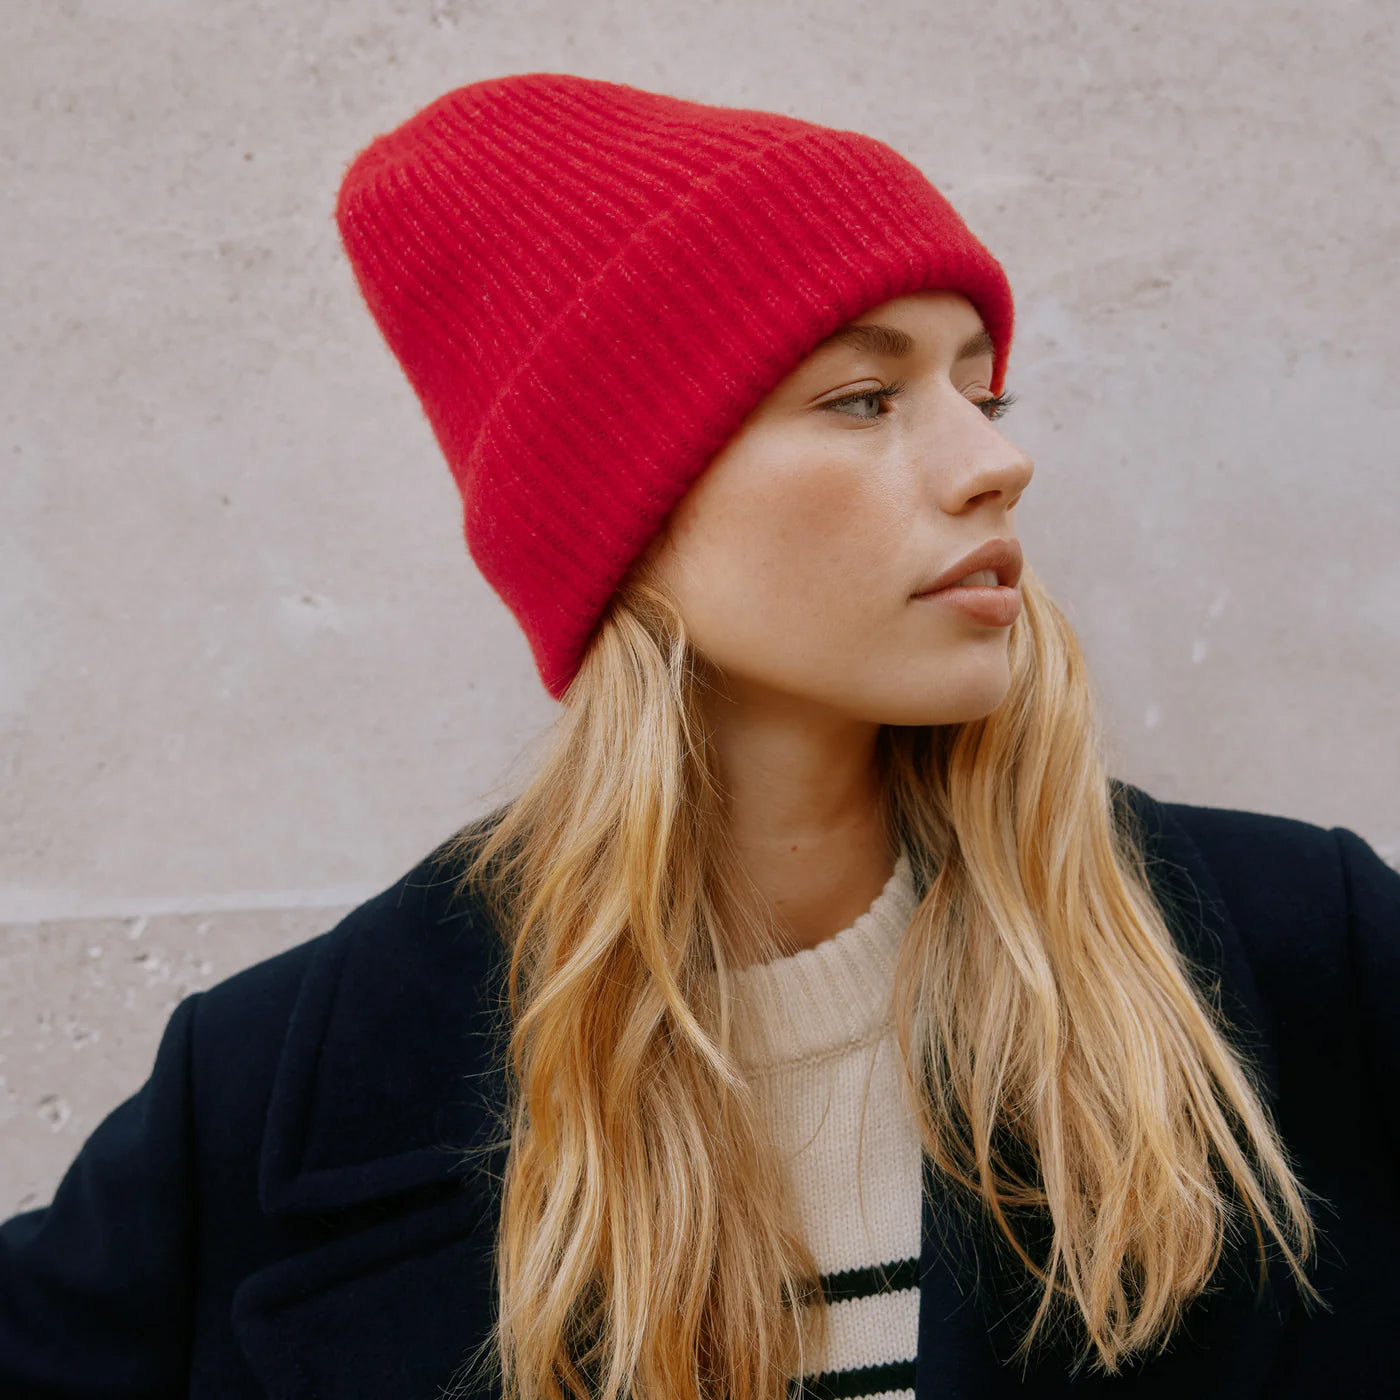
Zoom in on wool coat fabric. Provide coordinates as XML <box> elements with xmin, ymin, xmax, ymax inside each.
<box><xmin>1</xmin><ymin>779</ymin><xmax>1398</xmax><ymax>1399</ymax></box>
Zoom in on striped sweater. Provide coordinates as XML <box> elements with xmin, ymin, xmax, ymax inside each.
<box><xmin>728</xmin><ymin>849</ymin><xmax>923</xmax><ymax>1400</ymax></box>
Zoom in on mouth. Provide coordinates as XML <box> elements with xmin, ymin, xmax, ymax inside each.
<box><xmin>912</xmin><ymin>578</ymin><xmax>1022</xmax><ymax>626</ymax></box>
<box><xmin>911</xmin><ymin>538</ymin><xmax>1024</xmax><ymax>597</ymax></box>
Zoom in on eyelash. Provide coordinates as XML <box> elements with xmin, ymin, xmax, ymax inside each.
<box><xmin>824</xmin><ymin>381</ymin><xmax>1019</xmax><ymax>423</ymax></box>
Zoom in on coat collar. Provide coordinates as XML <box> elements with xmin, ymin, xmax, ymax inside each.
<box><xmin>238</xmin><ymin>783</ymin><xmax>1297</xmax><ymax>1397</ymax></box>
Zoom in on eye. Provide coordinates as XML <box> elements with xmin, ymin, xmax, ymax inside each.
<box><xmin>977</xmin><ymin>390</ymin><xmax>1018</xmax><ymax>421</ymax></box>
<box><xmin>822</xmin><ymin>383</ymin><xmax>1019</xmax><ymax>424</ymax></box>
<box><xmin>822</xmin><ymin>380</ymin><xmax>906</xmax><ymax>421</ymax></box>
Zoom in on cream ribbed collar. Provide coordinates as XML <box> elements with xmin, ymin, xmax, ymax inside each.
<box><xmin>724</xmin><ymin>849</ymin><xmax>919</xmax><ymax>1071</ymax></box>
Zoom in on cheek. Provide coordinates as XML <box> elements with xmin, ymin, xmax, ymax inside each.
<box><xmin>776</xmin><ymin>466</ymin><xmax>905</xmax><ymax>604</ymax></box>
<box><xmin>682</xmin><ymin>472</ymin><xmax>899</xmax><ymax>639</ymax></box>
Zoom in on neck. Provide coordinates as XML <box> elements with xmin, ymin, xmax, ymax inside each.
<box><xmin>702</xmin><ymin>684</ymin><xmax>894</xmax><ymax>960</ymax></box>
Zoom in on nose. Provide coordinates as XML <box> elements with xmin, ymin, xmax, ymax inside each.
<box><xmin>941</xmin><ymin>414</ymin><xmax>1034</xmax><ymax>515</ymax></box>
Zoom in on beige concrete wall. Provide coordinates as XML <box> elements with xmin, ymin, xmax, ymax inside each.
<box><xmin>4</xmin><ymin>0</ymin><xmax>1396</xmax><ymax>1215</ymax></box>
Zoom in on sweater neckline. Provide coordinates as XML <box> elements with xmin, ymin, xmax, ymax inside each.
<box><xmin>724</xmin><ymin>849</ymin><xmax>918</xmax><ymax>1071</ymax></box>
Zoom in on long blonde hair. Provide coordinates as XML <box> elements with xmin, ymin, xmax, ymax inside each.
<box><xmin>441</xmin><ymin>556</ymin><xmax>1325</xmax><ymax>1400</ymax></box>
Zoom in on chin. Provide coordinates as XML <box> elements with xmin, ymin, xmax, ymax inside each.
<box><xmin>876</xmin><ymin>699</ymin><xmax>1010</xmax><ymax>729</ymax></box>
<box><xmin>866</xmin><ymin>661</ymin><xmax>1014</xmax><ymax>728</ymax></box>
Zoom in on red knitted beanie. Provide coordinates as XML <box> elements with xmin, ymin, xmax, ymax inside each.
<box><xmin>334</xmin><ymin>72</ymin><xmax>1015</xmax><ymax>700</ymax></box>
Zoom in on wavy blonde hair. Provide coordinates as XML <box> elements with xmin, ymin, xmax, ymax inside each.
<box><xmin>441</xmin><ymin>555</ymin><xmax>1326</xmax><ymax>1400</ymax></box>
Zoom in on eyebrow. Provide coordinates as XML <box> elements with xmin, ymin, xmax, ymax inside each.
<box><xmin>814</xmin><ymin>322</ymin><xmax>995</xmax><ymax>363</ymax></box>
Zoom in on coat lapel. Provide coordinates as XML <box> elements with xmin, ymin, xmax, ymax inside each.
<box><xmin>232</xmin><ymin>1188</ymin><xmax>501</xmax><ymax>1399</ymax></box>
<box><xmin>231</xmin><ymin>831</ymin><xmax>513</xmax><ymax>1397</ymax></box>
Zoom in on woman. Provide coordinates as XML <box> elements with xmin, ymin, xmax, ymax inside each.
<box><xmin>2</xmin><ymin>72</ymin><xmax>1397</xmax><ymax>1400</ymax></box>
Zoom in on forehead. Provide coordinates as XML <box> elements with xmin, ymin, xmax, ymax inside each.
<box><xmin>812</xmin><ymin>291</ymin><xmax>992</xmax><ymax>363</ymax></box>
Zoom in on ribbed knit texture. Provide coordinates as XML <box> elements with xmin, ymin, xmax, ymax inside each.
<box><xmin>334</xmin><ymin>73</ymin><xmax>1015</xmax><ymax>700</ymax></box>
<box><xmin>729</xmin><ymin>850</ymin><xmax>924</xmax><ymax>1400</ymax></box>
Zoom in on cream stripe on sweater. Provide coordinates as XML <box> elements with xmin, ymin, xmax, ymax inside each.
<box><xmin>727</xmin><ymin>849</ymin><xmax>924</xmax><ymax>1400</ymax></box>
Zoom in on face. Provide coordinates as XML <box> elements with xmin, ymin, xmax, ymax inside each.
<box><xmin>636</xmin><ymin>290</ymin><xmax>1035</xmax><ymax>729</ymax></box>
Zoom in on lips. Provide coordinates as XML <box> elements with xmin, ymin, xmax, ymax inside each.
<box><xmin>913</xmin><ymin>537</ymin><xmax>1023</xmax><ymax>596</ymax></box>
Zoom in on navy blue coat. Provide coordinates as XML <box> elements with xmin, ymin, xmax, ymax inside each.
<box><xmin>2</xmin><ymin>780</ymin><xmax>1398</xmax><ymax>1398</ymax></box>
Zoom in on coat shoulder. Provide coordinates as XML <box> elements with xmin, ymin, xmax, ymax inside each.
<box><xmin>1109</xmin><ymin>778</ymin><xmax>1355</xmax><ymax>945</ymax></box>
<box><xmin>191</xmin><ymin>805</ymin><xmax>511</xmax><ymax>1074</ymax></box>
<box><xmin>1108</xmin><ymin>780</ymin><xmax>1400</xmax><ymax>1121</ymax></box>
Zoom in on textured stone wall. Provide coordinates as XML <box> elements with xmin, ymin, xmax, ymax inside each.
<box><xmin>4</xmin><ymin>0</ymin><xmax>1397</xmax><ymax>1213</ymax></box>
